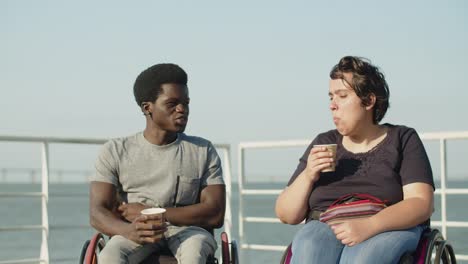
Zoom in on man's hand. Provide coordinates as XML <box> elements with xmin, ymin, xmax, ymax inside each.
<box><xmin>118</xmin><ymin>202</ymin><xmax>149</xmax><ymax>222</ymax></box>
<box><xmin>124</xmin><ymin>214</ymin><xmax>167</xmax><ymax>244</ymax></box>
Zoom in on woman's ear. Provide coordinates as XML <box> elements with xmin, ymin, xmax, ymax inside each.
<box><xmin>365</xmin><ymin>94</ymin><xmax>377</xmax><ymax>110</ymax></box>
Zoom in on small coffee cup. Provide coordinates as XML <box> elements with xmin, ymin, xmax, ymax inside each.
<box><xmin>313</xmin><ymin>144</ymin><xmax>337</xmax><ymax>172</ymax></box>
<box><xmin>140</xmin><ymin>208</ymin><xmax>166</xmax><ymax>238</ymax></box>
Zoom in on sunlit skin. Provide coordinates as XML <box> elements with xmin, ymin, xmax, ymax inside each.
<box><xmin>275</xmin><ymin>73</ymin><xmax>433</xmax><ymax>248</ymax></box>
<box><xmin>141</xmin><ymin>83</ymin><xmax>190</xmax><ymax>145</ymax></box>
<box><xmin>90</xmin><ymin>83</ymin><xmax>226</xmax><ymax>245</ymax></box>
<box><xmin>328</xmin><ymin>73</ymin><xmax>387</xmax><ymax>152</ymax></box>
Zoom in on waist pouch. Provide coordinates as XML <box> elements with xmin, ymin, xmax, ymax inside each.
<box><xmin>319</xmin><ymin>193</ymin><xmax>387</xmax><ymax>225</ymax></box>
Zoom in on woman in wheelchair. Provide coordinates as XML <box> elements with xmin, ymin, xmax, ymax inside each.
<box><xmin>275</xmin><ymin>56</ymin><xmax>435</xmax><ymax>264</ymax></box>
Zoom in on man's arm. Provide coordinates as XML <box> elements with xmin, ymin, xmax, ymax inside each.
<box><xmin>166</xmin><ymin>184</ymin><xmax>226</xmax><ymax>229</ymax></box>
<box><xmin>89</xmin><ymin>181</ymin><xmax>166</xmax><ymax>243</ymax></box>
<box><xmin>119</xmin><ymin>184</ymin><xmax>226</xmax><ymax>229</ymax></box>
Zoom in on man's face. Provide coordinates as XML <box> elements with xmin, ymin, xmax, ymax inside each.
<box><xmin>149</xmin><ymin>83</ymin><xmax>190</xmax><ymax>133</ymax></box>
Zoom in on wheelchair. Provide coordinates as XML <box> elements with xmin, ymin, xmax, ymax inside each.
<box><xmin>80</xmin><ymin>230</ymin><xmax>238</xmax><ymax>264</ymax></box>
<box><xmin>280</xmin><ymin>227</ymin><xmax>457</xmax><ymax>264</ymax></box>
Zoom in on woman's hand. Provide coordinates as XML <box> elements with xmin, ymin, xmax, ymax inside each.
<box><xmin>304</xmin><ymin>146</ymin><xmax>335</xmax><ymax>182</ymax></box>
<box><xmin>124</xmin><ymin>214</ymin><xmax>167</xmax><ymax>244</ymax></box>
<box><xmin>330</xmin><ymin>218</ymin><xmax>377</xmax><ymax>246</ymax></box>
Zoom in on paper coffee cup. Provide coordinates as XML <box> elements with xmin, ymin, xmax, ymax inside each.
<box><xmin>140</xmin><ymin>208</ymin><xmax>166</xmax><ymax>240</ymax></box>
<box><xmin>313</xmin><ymin>144</ymin><xmax>337</xmax><ymax>172</ymax></box>
<box><xmin>141</xmin><ymin>207</ymin><xmax>166</xmax><ymax>224</ymax></box>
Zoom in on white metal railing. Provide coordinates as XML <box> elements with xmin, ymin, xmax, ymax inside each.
<box><xmin>238</xmin><ymin>131</ymin><xmax>468</xmax><ymax>261</ymax></box>
<box><xmin>0</xmin><ymin>135</ymin><xmax>233</xmax><ymax>264</ymax></box>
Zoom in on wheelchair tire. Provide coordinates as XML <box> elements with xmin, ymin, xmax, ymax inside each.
<box><xmin>79</xmin><ymin>240</ymin><xmax>90</xmax><ymax>264</ymax></box>
<box><xmin>230</xmin><ymin>240</ymin><xmax>239</xmax><ymax>264</ymax></box>
<box><xmin>221</xmin><ymin>232</ymin><xmax>230</xmax><ymax>264</ymax></box>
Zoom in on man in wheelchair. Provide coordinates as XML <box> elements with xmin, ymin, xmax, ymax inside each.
<box><xmin>89</xmin><ymin>63</ymin><xmax>226</xmax><ymax>263</ymax></box>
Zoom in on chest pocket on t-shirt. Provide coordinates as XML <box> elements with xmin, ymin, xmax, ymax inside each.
<box><xmin>174</xmin><ymin>175</ymin><xmax>201</xmax><ymax>206</ymax></box>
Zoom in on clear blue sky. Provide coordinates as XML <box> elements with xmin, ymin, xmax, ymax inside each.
<box><xmin>1</xmin><ymin>1</ymin><xmax>468</xmax><ymax>181</ymax></box>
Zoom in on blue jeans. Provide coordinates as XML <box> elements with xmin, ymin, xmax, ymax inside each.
<box><xmin>290</xmin><ymin>220</ymin><xmax>424</xmax><ymax>264</ymax></box>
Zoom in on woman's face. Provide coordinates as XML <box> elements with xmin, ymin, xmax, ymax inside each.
<box><xmin>328</xmin><ymin>75</ymin><xmax>372</xmax><ymax>136</ymax></box>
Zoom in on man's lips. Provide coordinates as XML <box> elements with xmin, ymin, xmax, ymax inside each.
<box><xmin>175</xmin><ymin>116</ymin><xmax>188</xmax><ymax>125</ymax></box>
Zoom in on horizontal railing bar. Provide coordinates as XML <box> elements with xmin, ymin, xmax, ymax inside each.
<box><xmin>241</xmin><ymin>243</ymin><xmax>287</xmax><ymax>251</ymax></box>
<box><xmin>240</xmin><ymin>244</ymin><xmax>468</xmax><ymax>260</ymax></box>
<box><xmin>0</xmin><ymin>135</ymin><xmax>107</xmax><ymax>144</ymax></box>
<box><xmin>240</xmin><ymin>188</ymin><xmax>468</xmax><ymax>196</ymax></box>
<box><xmin>48</xmin><ymin>193</ymin><xmax>88</xmax><ymax>197</ymax></box>
<box><xmin>0</xmin><ymin>225</ymin><xmax>45</xmax><ymax>231</ymax></box>
<box><xmin>0</xmin><ymin>224</ymin><xmax>93</xmax><ymax>231</ymax></box>
<box><xmin>0</xmin><ymin>259</ymin><xmax>45</xmax><ymax>264</ymax></box>
<box><xmin>420</xmin><ymin>131</ymin><xmax>468</xmax><ymax>140</ymax></box>
<box><xmin>241</xmin><ymin>189</ymin><xmax>282</xmax><ymax>195</ymax></box>
<box><xmin>50</xmin><ymin>225</ymin><xmax>91</xmax><ymax>229</ymax></box>
<box><xmin>0</xmin><ymin>136</ymin><xmax>230</xmax><ymax>149</ymax></box>
<box><xmin>50</xmin><ymin>257</ymin><xmax>77</xmax><ymax>261</ymax></box>
<box><xmin>238</xmin><ymin>131</ymin><xmax>468</xmax><ymax>150</ymax></box>
<box><xmin>242</xmin><ymin>218</ymin><xmax>468</xmax><ymax>228</ymax></box>
<box><xmin>0</xmin><ymin>192</ymin><xmax>44</xmax><ymax>197</ymax></box>
<box><xmin>245</xmin><ymin>217</ymin><xmax>282</xmax><ymax>223</ymax></box>
<box><xmin>239</xmin><ymin>140</ymin><xmax>311</xmax><ymax>149</ymax></box>
<box><xmin>431</xmin><ymin>221</ymin><xmax>468</xmax><ymax>227</ymax></box>
<box><xmin>434</xmin><ymin>189</ymin><xmax>468</xmax><ymax>194</ymax></box>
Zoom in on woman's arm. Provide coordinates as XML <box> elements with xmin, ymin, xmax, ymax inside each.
<box><xmin>275</xmin><ymin>146</ymin><xmax>335</xmax><ymax>224</ymax></box>
<box><xmin>371</xmin><ymin>182</ymin><xmax>434</xmax><ymax>232</ymax></box>
<box><xmin>331</xmin><ymin>183</ymin><xmax>433</xmax><ymax>246</ymax></box>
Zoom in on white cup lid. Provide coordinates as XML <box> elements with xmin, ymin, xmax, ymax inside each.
<box><xmin>141</xmin><ymin>208</ymin><xmax>166</xmax><ymax>215</ymax></box>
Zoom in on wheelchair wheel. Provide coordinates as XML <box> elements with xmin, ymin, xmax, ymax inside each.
<box><xmin>79</xmin><ymin>240</ymin><xmax>90</xmax><ymax>264</ymax></box>
<box><xmin>280</xmin><ymin>243</ymin><xmax>292</xmax><ymax>264</ymax></box>
<box><xmin>221</xmin><ymin>232</ymin><xmax>230</xmax><ymax>264</ymax></box>
<box><xmin>83</xmin><ymin>233</ymin><xmax>106</xmax><ymax>264</ymax></box>
<box><xmin>434</xmin><ymin>239</ymin><xmax>457</xmax><ymax>264</ymax></box>
<box><xmin>230</xmin><ymin>240</ymin><xmax>239</xmax><ymax>264</ymax></box>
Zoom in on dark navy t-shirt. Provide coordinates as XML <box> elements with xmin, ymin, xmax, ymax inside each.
<box><xmin>287</xmin><ymin>124</ymin><xmax>434</xmax><ymax>214</ymax></box>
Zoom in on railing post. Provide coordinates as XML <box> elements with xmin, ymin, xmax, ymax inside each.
<box><xmin>238</xmin><ymin>146</ymin><xmax>245</xmax><ymax>242</ymax></box>
<box><xmin>40</xmin><ymin>142</ymin><xmax>50</xmax><ymax>264</ymax></box>
<box><xmin>440</xmin><ymin>138</ymin><xmax>447</xmax><ymax>238</ymax></box>
<box><xmin>222</xmin><ymin>148</ymin><xmax>232</xmax><ymax>240</ymax></box>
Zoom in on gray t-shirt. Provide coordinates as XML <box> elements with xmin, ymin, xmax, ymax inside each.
<box><xmin>91</xmin><ymin>132</ymin><xmax>224</xmax><ymax>208</ymax></box>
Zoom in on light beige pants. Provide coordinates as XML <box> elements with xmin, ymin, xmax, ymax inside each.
<box><xmin>98</xmin><ymin>225</ymin><xmax>217</xmax><ymax>264</ymax></box>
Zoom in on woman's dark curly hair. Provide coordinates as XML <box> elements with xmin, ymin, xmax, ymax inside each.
<box><xmin>133</xmin><ymin>63</ymin><xmax>188</xmax><ymax>106</ymax></box>
<box><xmin>330</xmin><ymin>56</ymin><xmax>390</xmax><ymax>124</ymax></box>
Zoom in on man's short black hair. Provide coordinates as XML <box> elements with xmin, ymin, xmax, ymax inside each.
<box><xmin>133</xmin><ymin>63</ymin><xmax>188</xmax><ymax>106</ymax></box>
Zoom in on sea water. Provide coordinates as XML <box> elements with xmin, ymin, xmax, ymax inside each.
<box><xmin>0</xmin><ymin>181</ymin><xmax>467</xmax><ymax>263</ymax></box>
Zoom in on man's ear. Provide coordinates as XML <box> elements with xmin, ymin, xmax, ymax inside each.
<box><xmin>365</xmin><ymin>94</ymin><xmax>376</xmax><ymax>110</ymax></box>
<box><xmin>141</xmin><ymin>102</ymin><xmax>152</xmax><ymax>116</ymax></box>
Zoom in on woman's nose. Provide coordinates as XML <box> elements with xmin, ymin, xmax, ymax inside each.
<box><xmin>330</xmin><ymin>101</ymin><xmax>338</xmax><ymax>111</ymax></box>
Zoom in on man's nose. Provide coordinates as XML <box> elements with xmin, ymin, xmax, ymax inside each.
<box><xmin>176</xmin><ymin>104</ymin><xmax>188</xmax><ymax>113</ymax></box>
